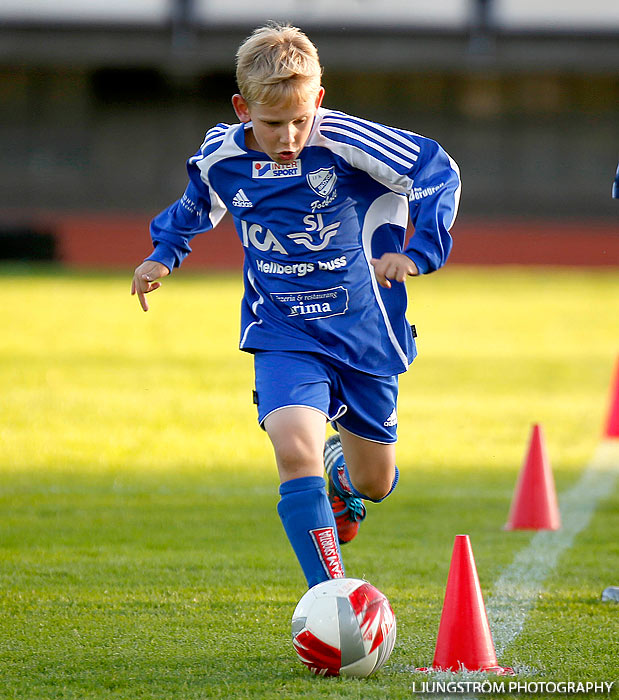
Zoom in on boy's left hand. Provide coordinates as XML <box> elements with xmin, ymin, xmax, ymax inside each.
<box><xmin>131</xmin><ymin>260</ymin><xmax>170</xmax><ymax>312</ymax></box>
<box><xmin>370</xmin><ymin>253</ymin><xmax>419</xmax><ymax>288</ymax></box>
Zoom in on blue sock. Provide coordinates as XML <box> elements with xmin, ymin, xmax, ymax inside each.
<box><xmin>277</xmin><ymin>476</ymin><xmax>345</xmax><ymax>588</ymax></box>
<box><xmin>334</xmin><ymin>463</ymin><xmax>400</xmax><ymax>503</ymax></box>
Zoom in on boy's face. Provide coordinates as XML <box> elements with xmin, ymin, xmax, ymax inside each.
<box><xmin>232</xmin><ymin>88</ymin><xmax>324</xmax><ymax>165</ymax></box>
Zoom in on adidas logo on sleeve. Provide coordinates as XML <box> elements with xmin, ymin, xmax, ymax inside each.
<box><xmin>232</xmin><ymin>189</ymin><xmax>253</xmax><ymax>208</ymax></box>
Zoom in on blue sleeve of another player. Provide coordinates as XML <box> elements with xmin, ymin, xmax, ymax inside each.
<box><xmin>403</xmin><ymin>140</ymin><xmax>461</xmax><ymax>275</ymax></box>
<box><xmin>146</xmin><ymin>150</ymin><xmax>226</xmax><ymax>271</ymax></box>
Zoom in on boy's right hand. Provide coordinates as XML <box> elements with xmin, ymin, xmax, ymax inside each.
<box><xmin>131</xmin><ymin>261</ymin><xmax>170</xmax><ymax>312</ymax></box>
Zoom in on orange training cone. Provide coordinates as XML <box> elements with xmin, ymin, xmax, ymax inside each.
<box><xmin>430</xmin><ymin>535</ymin><xmax>511</xmax><ymax>673</ymax></box>
<box><xmin>604</xmin><ymin>356</ymin><xmax>619</xmax><ymax>438</ymax></box>
<box><xmin>504</xmin><ymin>423</ymin><xmax>561</xmax><ymax>531</ymax></box>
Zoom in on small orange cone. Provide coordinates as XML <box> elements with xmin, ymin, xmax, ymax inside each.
<box><xmin>504</xmin><ymin>424</ymin><xmax>561</xmax><ymax>531</ymax></box>
<box><xmin>604</xmin><ymin>356</ymin><xmax>619</xmax><ymax>439</ymax></box>
<box><xmin>430</xmin><ymin>535</ymin><xmax>511</xmax><ymax>673</ymax></box>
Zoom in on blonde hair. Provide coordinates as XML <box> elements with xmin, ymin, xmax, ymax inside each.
<box><xmin>236</xmin><ymin>22</ymin><xmax>323</xmax><ymax>106</ymax></box>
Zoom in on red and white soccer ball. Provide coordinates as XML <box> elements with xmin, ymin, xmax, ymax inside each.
<box><xmin>291</xmin><ymin>577</ymin><xmax>397</xmax><ymax>677</ymax></box>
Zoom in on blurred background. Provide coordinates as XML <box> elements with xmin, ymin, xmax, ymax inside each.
<box><xmin>0</xmin><ymin>0</ymin><xmax>617</xmax><ymax>267</ymax></box>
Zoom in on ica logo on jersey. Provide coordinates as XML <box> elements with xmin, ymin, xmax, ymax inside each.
<box><xmin>241</xmin><ymin>220</ymin><xmax>287</xmax><ymax>254</ymax></box>
<box><xmin>241</xmin><ymin>214</ymin><xmax>341</xmax><ymax>255</ymax></box>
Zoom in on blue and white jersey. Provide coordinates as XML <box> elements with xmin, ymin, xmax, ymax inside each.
<box><xmin>147</xmin><ymin>108</ymin><xmax>461</xmax><ymax>376</ymax></box>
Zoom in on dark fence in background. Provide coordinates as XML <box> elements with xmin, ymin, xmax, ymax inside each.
<box><xmin>2</xmin><ymin>63</ymin><xmax>617</xmax><ymax>216</ymax></box>
<box><xmin>0</xmin><ymin>7</ymin><xmax>617</xmax><ymax>264</ymax></box>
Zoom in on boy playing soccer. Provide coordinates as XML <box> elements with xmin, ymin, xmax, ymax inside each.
<box><xmin>131</xmin><ymin>22</ymin><xmax>461</xmax><ymax>588</ymax></box>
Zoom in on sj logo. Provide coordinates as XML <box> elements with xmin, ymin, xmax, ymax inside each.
<box><xmin>287</xmin><ymin>213</ymin><xmax>340</xmax><ymax>252</ymax></box>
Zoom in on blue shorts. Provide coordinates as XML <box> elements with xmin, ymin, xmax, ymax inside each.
<box><xmin>253</xmin><ymin>350</ymin><xmax>399</xmax><ymax>443</ymax></box>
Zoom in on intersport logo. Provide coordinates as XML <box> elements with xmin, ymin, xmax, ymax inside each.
<box><xmin>252</xmin><ymin>160</ymin><xmax>302</xmax><ymax>178</ymax></box>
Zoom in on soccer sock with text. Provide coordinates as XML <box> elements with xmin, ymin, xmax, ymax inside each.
<box><xmin>277</xmin><ymin>476</ymin><xmax>345</xmax><ymax>588</ymax></box>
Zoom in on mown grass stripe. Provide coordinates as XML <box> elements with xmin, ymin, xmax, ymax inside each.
<box><xmin>487</xmin><ymin>441</ymin><xmax>619</xmax><ymax>660</ymax></box>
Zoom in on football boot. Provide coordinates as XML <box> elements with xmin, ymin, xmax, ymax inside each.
<box><xmin>323</xmin><ymin>433</ymin><xmax>366</xmax><ymax>544</ymax></box>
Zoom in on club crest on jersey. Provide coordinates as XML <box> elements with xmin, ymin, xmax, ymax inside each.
<box><xmin>307</xmin><ymin>167</ymin><xmax>337</xmax><ymax>198</ymax></box>
<box><xmin>252</xmin><ymin>160</ymin><xmax>302</xmax><ymax>178</ymax></box>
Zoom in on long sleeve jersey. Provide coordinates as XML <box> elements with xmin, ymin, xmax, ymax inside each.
<box><xmin>147</xmin><ymin>107</ymin><xmax>461</xmax><ymax>376</ymax></box>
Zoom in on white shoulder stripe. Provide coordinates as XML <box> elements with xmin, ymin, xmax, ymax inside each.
<box><xmin>203</xmin><ymin>125</ymin><xmax>227</xmax><ymax>140</ymax></box>
<box><xmin>361</xmin><ymin>192</ymin><xmax>410</xmax><ymax>370</ymax></box>
<box><xmin>202</xmin><ymin>133</ymin><xmax>226</xmax><ymax>150</ymax></box>
<box><xmin>199</xmin><ymin>126</ymin><xmax>228</xmax><ymax>149</ymax></box>
<box><xmin>321</xmin><ymin>125</ymin><xmax>417</xmax><ymax>170</ymax></box>
<box><xmin>322</xmin><ymin>114</ymin><xmax>421</xmax><ymax>154</ymax></box>
<box><xmin>191</xmin><ymin>126</ymin><xmax>244</xmax><ymax>227</ymax></box>
<box><xmin>188</xmin><ymin>134</ymin><xmax>226</xmax><ymax>165</ymax></box>
<box><xmin>240</xmin><ymin>268</ymin><xmax>264</xmax><ymax>348</ymax></box>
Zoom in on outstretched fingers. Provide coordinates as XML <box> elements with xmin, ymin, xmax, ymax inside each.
<box><xmin>130</xmin><ymin>261</ymin><xmax>169</xmax><ymax>312</ymax></box>
<box><xmin>370</xmin><ymin>253</ymin><xmax>419</xmax><ymax>288</ymax></box>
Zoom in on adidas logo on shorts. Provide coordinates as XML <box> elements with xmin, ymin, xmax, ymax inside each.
<box><xmin>383</xmin><ymin>408</ymin><xmax>397</xmax><ymax>427</ymax></box>
<box><xmin>232</xmin><ymin>188</ymin><xmax>253</xmax><ymax>208</ymax></box>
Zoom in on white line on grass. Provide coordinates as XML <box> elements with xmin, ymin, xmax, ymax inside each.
<box><xmin>486</xmin><ymin>440</ymin><xmax>619</xmax><ymax>660</ymax></box>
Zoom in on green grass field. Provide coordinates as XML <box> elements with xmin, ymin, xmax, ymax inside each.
<box><xmin>1</xmin><ymin>264</ymin><xmax>618</xmax><ymax>699</ymax></box>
